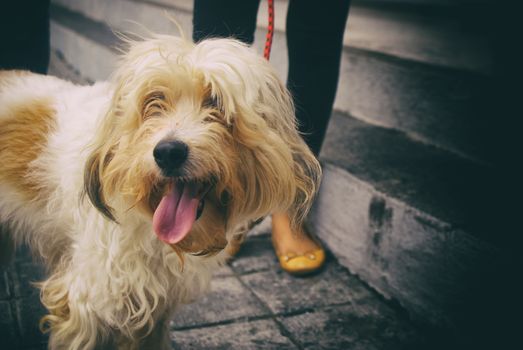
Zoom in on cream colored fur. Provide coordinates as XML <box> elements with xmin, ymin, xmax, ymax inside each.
<box><xmin>0</xmin><ymin>35</ymin><xmax>321</xmax><ymax>350</ymax></box>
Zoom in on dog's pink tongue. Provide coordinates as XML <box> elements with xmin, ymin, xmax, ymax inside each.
<box><xmin>153</xmin><ymin>182</ymin><xmax>201</xmax><ymax>244</ymax></box>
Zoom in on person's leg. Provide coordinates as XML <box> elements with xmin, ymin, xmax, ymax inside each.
<box><xmin>272</xmin><ymin>0</ymin><xmax>350</xmax><ymax>274</ymax></box>
<box><xmin>0</xmin><ymin>0</ymin><xmax>50</xmax><ymax>74</ymax></box>
<box><xmin>193</xmin><ymin>0</ymin><xmax>261</xmax><ymax>44</ymax></box>
<box><xmin>286</xmin><ymin>0</ymin><xmax>351</xmax><ymax>156</ymax></box>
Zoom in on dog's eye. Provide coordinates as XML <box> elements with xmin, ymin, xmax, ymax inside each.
<box><xmin>203</xmin><ymin>113</ymin><xmax>226</xmax><ymax>125</ymax></box>
<box><xmin>202</xmin><ymin>95</ymin><xmax>227</xmax><ymax>125</ymax></box>
<box><xmin>142</xmin><ymin>91</ymin><xmax>168</xmax><ymax>119</ymax></box>
<box><xmin>202</xmin><ymin>95</ymin><xmax>219</xmax><ymax>110</ymax></box>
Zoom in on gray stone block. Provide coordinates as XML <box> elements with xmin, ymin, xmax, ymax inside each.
<box><xmin>0</xmin><ymin>301</ymin><xmax>19</xmax><ymax>348</ymax></box>
<box><xmin>311</xmin><ymin>163</ymin><xmax>499</xmax><ymax>327</ymax></box>
<box><xmin>171</xmin><ymin>319</ymin><xmax>297</xmax><ymax>350</ymax></box>
<box><xmin>320</xmin><ymin>111</ymin><xmax>498</xmax><ymax>238</ymax></box>
<box><xmin>229</xmin><ymin>235</ymin><xmax>277</xmax><ymax>275</ymax></box>
<box><xmin>14</xmin><ymin>297</ymin><xmax>48</xmax><ymax>347</ymax></box>
<box><xmin>14</xmin><ymin>244</ymin><xmax>33</xmax><ymax>263</ymax></box>
<box><xmin>48</xmin><ymin>50</ymin><xmax>90</xmax><ymax>85</ymax></box>
<box><xmin>336</xmin><ymin>50</ymin><xmax>492</xmax><ymax>162</ymax></box>
<box><xmin>241</xmin><ymin>263</ymin><xmax>372</xmax><ymax>314</ymax></box>
<box><xmin>0</xmin><ymin>225</ymin><xmax>15</xmax><ymax>266</ymax></box>
<box><xmin>50</xmin><ymin>20</ymin><xmax>117</xmax><ymax>82</ymax></box>
<box><xmin>19</xmin><ymin>346</ymin><xmax>47</xmax><ymax>350</ymax></box>
<box><xmin>0</xmin><ymin>270</ymin><xmax>11</xmax><ymax>300</ymax></box>
<box><xmin>172</xmin><ymin>276</ymin><xmax>269</xmax><ymax>329</ymax></box>
<box><xmin>212</xmin><ymin>264</ymin><xmax>235</xmax><ymax>278</ymax></box>
<box><xmin>12</xmin><ymin>261</ymin><xmax>46</xmax><ymax>298</ymax></box>
<box><xmin>280</xmin><ymin>303</ymin><xmax>426</xmax><ymax>350</ymax></box>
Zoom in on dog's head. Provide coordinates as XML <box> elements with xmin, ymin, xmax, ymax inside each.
<box><xmin>84</xmin><ymin>35</ymin><xmax>321</xmax><ymax>255</ymax></box>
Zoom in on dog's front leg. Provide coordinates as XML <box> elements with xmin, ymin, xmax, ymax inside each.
<box><xmin>41</xmin><ymin>241</ymin><xmax>174</xmax><ymax>349</ymax></box>
<box><xmin>41</xmin><ymin>269</ymin><xmax>107</xmax><ymax>350</ymax></box>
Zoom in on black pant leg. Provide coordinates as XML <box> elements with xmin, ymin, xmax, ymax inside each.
<box><xmin>193</xmin><ymin>0</ymin><xmax>261</xmax><ymax>45</ymax></box>
<box><xmin>0</xmin><ymin>0</ymin><xmax>50</xmax><ymax>74</ymax></box>
<box><xmin>286</xmin><ymin>0</ymin><xmax>351</xmax><ymax>155</ymax></box>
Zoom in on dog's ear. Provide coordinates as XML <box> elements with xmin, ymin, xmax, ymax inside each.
<box><xmin>284</xmin><ymin>138</ymin><xmax>323</xmax><ymax>227</ymax></box>
<box><xmin>82</xmin><ymin>76</ymin><xmax>131</xmax><ymax>223</ymax></box>
<box><xmin>84</xmin><ymin>148</ymin><xmax>116</xmax><ymax>222</ymax></box>
<box><xmin>229</xmin><ymin>76</ymin><xmax>322</xmax><ymax>229</ymax></box>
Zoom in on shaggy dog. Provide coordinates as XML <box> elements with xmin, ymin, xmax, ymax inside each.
<box><xmin>0</xmin><ymin>34</ymin><xmax>321</xmax><ymax>349</ymax></box>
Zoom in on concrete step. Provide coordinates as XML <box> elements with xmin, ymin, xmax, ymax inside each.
<box><xmin>46</xmin><ymin>0</ymin><xmax>505</xmax><ymax>334</ymax></box>
<box><xmin>50</xmin><ymin>0</ymin><xmax>493</xmax><ymax>163</ymax></box>
<box><xmin>115</xmin><ymin>0</ymin><xmax>493</xmax><ymax>74</ymax></box>
<box><xmin>314</xmin><ymin>111</ymin><xmax>502</xmax><ymax>328</ymax></box>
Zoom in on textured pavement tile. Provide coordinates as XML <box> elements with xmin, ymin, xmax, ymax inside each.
<box><xmin>14</xmin><ymin>245</ymin><xmax>33</xmax><ymax>263</ymax></box>
<box><xmin>0</xmin><ymin>269</ymin><xmax>11</xmax><ymax>299</ymax></box>
<box><xmin>171</xmin><ymin>319</ymin><xmax>298</xmax><ymax>350</ymax></box>
<box><xmin>49</xmin><ymin>50</ymin><xmax>90</xmax><ymax>84</ymax></box>
<box><xmin>241</xmin><ymin>262</ymin><xmax>373</xmax><ymax>314</ymax></box>
<box><xmin>0</xmin><ymin>301</ymin><xmax>19</xmax><ymax>348</ymax></box>
<box><xmin>280</xmin><ymin>304</ymin><xmax>424</xmax><ymax>350</ymax></box>
<box><xmin>229</xmin><ymin>235</ymin><xmax>277</xmax><ymax>275</ymax></box>
<box><xmin>12</xmin><ymin>260</ymin><xmax>46</xmax><ymax>298</ymax></box>
<box><xmin>21</xmin><ymin>345</ymin><xmax>47</xmax><ymax>350</ymax></box>
<box><xmin>15</xmin><ymin>297</ymin><xmax>48</xmax><ymax>347</ymax></box>
<box><xmin>172</xmin><ymin>276</ymin><xmax>269</xmax><ymax>329</ymax></box>
<box><xmin>213</xmin><ymin>264</ymin><xmax>235</xmax><ymax>278</ymax></box>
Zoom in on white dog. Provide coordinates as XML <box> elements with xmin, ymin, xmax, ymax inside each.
<box><xmin>0</xmin><ymin>34</ymin><xmax>321</xmax><ymax>349</ymax></box>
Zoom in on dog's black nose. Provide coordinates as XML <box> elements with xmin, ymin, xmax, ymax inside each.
<box><xmin>153</xmin><ymin>140</ymin><xmax>189</xmax><ymax>174</ymax></box>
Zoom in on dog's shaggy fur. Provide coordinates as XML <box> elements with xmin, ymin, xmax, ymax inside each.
<box><xmin>0</xmin><ymin>34</ymin><xmax>321</xmax><ymax>349</ymax></box>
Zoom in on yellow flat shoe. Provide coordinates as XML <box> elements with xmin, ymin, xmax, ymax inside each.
<box><xmin>277</xmin><ymin>248</ymin><xmax>325</xmax><ymax>276</ymax></box>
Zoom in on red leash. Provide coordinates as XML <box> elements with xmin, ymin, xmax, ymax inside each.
<box><xmin>264</xmin><ymin>0</ymin><xmax>275</xmax><ymax>60</ymax></box>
